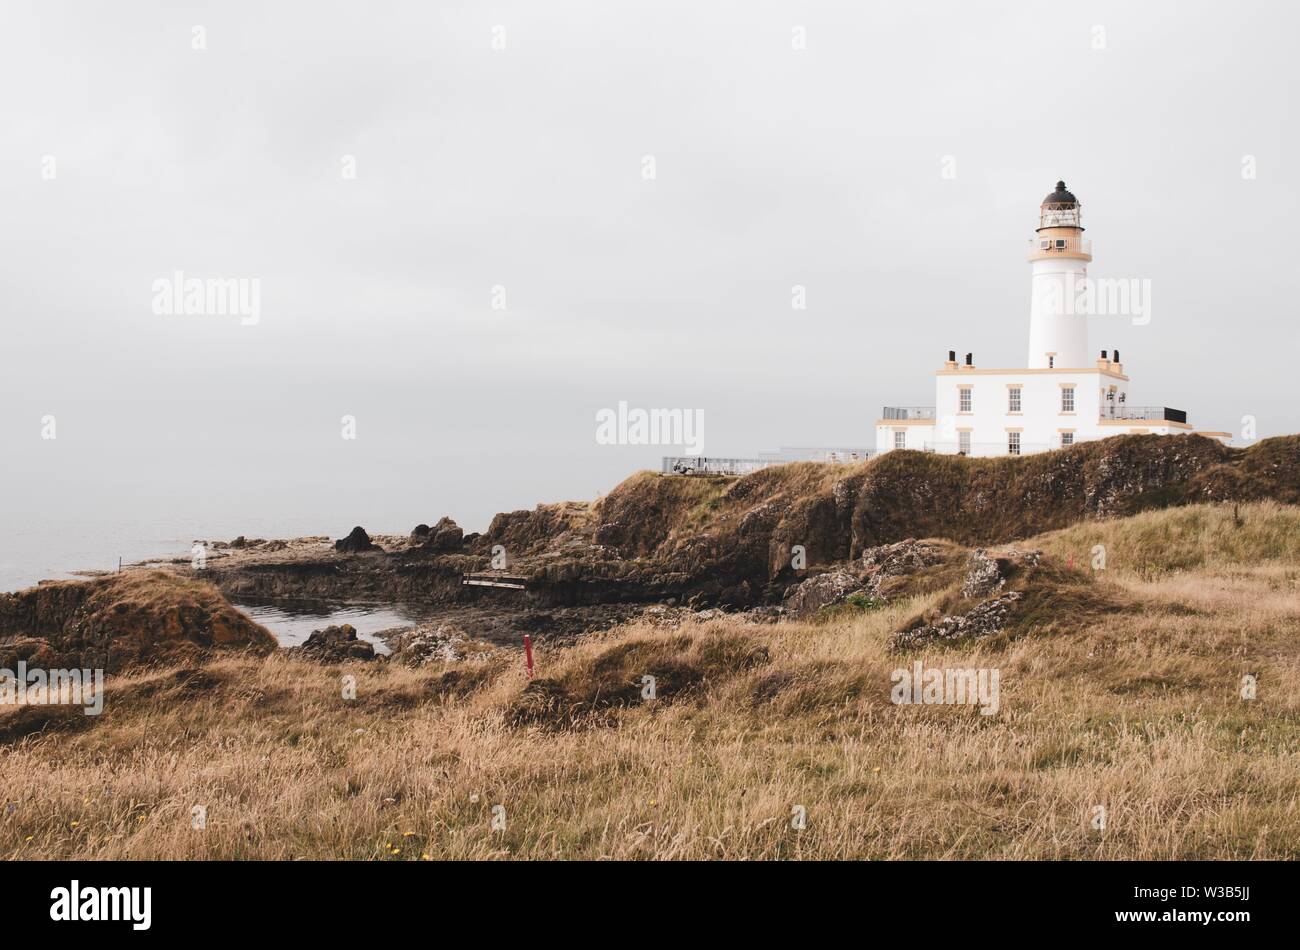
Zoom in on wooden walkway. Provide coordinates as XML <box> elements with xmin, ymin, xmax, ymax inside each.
<box><xmin>462</xmin><ymin>572</ymin><xmax>529</xmax><ymax>590</ymax></box>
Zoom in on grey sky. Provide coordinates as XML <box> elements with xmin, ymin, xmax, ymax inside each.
<box><xmin>1</xmin><ymin>0</ymin><xmax>1296</xmax><ymax>548</ymax></box>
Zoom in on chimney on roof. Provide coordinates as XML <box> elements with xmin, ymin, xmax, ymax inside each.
<box><xmin>965</xmin><ymin>352</ymin><xmax>973</xmax><ymax>366</ymax></box>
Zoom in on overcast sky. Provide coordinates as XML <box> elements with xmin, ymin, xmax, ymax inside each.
<box><xmin>1</xmin><ymin>0</ymin><xmax>1296</xmax><ymax>549</ymax></box>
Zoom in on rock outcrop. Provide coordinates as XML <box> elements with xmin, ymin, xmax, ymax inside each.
<box><xmin>294</xmin><ymin>624</ymin><xmax>376</xmax><ymax>661</ymax></box>
<box><xmin>888</xmin><ymin>547</ymin><xmax>1115</xmax><ymax>649</ymax></box>
<box><xmin>426</xmin><ymin>519</ymin><xmax>462</xmax><ymax>551</ymax></box>
<box><xmin>857</xmin><ymin>539</ymin><xmax>963</xmax><ymax>599</ymax></box>
<box><xmin>335</xmin><ymin>526</ymin><xmax>383</xmax><ymax>554</ymax></box>
<box><xmin>0</xmin><ymin>571</ymin><xmax>277</xmax><ymax>672</ymax></box>
<box><xmin>415</xmin><ymin>517</ymin><xmax>464</xmax><ymax>552</ymax></box>
<box><xmin>890</xmin><ymin>592</ymin><xmax>1024</xmax><ymax>648</ymax></box>
<box><xmin>199</xmin><ymin>434</ymin><xmax>1300</xmax><ymax>613</ymax></box>
<box><xmin>782</xmin><ymin>571</ymin><xmax>862</xmax><ymax>618</ymax></box>
<box><xmin>961</xmin><ymin>549</ymin><xmax>1019</xmax><ymax>599</ymax></box>
<box><xmin>390</xmin><ymin>622</ymin><xmax>491</xmax><ymax>665</ymax></box>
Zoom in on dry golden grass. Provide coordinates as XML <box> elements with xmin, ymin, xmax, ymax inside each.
<box><xmin>2</xmin><ymin>503</ymin><xmax>1299</xmax><ymax>860</ymax></box>
<box><xmin>1032</xmin><ymin>500</ymin><xmax>1300</xmax><ymax>575</ymax></box>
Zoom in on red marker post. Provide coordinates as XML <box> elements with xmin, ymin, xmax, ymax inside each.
<box><xmin>523</xmin><ymin>634</ymin><xmax>534</xmax><ymax>679</ymax></box>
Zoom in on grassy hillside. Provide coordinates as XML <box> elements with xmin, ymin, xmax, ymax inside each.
<box><xmin>178</xmin><ymin>433</ymin><xmax>1299</xmax><ymax>611</ymax></box>
<box><xmin>473</xmin><ymin>435</ymin><xmax>1300</xmax><ymax>609</ymax></box>
<box><xmin>3</xmin><ymin>502</ymin><xmax>1298</xmax><ymax>860</ymax></box>
<box><xmin>588</xmin><ymin>434</ymin><xmax>1300</xmax><ymax>560</ymax></box>
<box><xmin>1033</xmin><ymin>500</ymin><xmax>1300</xmax><ymax>574</ymax></box>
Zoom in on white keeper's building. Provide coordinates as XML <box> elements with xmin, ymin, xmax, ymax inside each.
<box><xmin>875</xmin><ymin>181</ymin><xmax>1228</xmax><ymax>457</ymax></box>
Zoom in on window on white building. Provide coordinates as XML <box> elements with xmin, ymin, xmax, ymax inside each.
<box><xmin>1008</xmin><ymin>432</ymin><xmax>1021</xmax><ymax>455</ymax></box>
<box><xmin>1061</xmin><ymin>387</ymin><xmax>1075</xmax><ymax>412</ymax></box>
<box><xmin>894</xmin><ymin>430</ymin><xmax>906</xmax><ymax>450</ymax></box>
<box><xmin>1008</xmin><ymin>388</ymin><xmax>1021</xmax><ymax>412</ymax></box>
<box><xmin>959</xmin><ymin>388</ymin><xmax>972</xmax><ymax>412</ymax></box>
<box><xmin>958</xmin><ymin>431</ymin><xmax>970</xmax><ymax>455</ymax></box>
<box><xmin>1061</xmin><ymin>432</ymin><xmax>1074</xmax><ymax>447</ymax></box>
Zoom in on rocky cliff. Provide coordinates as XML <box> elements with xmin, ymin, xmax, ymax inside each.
<box><xmin>0</xmin><ymin>571</ymin><xmax>277</xmax><ymax>672</ymax></box>
<box><xmin>198</xmin><ymin>433</ymin><xmax>1299</xmax><ymax>610</ymax></box>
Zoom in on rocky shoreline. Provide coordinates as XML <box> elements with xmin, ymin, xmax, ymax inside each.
<box><xmin>4</xmin><ymin>433</ymin><xmax>1297</xmax><ymax>673</ymax></box>
<box><xmin>156</xmin><ymin>433</ymin><xmax>1300</xmax><ymax>616</ymax></box>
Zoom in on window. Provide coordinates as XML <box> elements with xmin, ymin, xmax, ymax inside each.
<box><xmin>959</xmin><ymin>388</ymin><xmax>972</xmax><ymax>412</ymax></box>
<box><xmin>1008</xmin><ymin>388</ymin><xmax>1021</xmax><ymax>412</ymax></box>
<box><xmin>894</xmin><ymin>431</ymin><xmax>906</xmax><ymax>450</ymax></box>
<box><xmin>1039</xmin><ymin>240</ymin><xmax>1050</xmax><ymax>250</ymax></box>
<box><xmin>958</xmin><ymin>431</ymin><xmax>971</xmax><ymax>455</ymax></box>
<box><xmin>1055</xmin><ymin>239</ymin><xmax>1066</xmax><ymax>249</ymax></box>
<box><xmin>1008</xmin><ymin>432</ymin><xmax>1021</xmax><ymax>455</ymax></box>
<box><xmin>1061</xmin><ymin>432</ymin><xmax>1074</xmax><ymax>447</ymax></box>
<box><xmin>1061</xmin><ymin>387</ymin><xmax>1075</xmax><ymax>412</ymax></box>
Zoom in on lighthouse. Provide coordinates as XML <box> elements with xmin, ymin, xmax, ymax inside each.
<box><xmin>873</xmin><ymin>180</ymin><xmax>1227</xmax><ymax>457</ymax></box>
<box><xmin>1026</xmin><ymin>181</ymin><xmax>1091</xmax><ymax>369</ymax></box>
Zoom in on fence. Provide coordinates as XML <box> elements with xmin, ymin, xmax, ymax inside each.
<box><xmin>1100</xmin><ymin>405</ymin><xmax>1187</xmax><ymax>423</ymax></box>
<box><xmin>662</xmin><ymin>457</ymin><xmax>778</xmax><ymax>476</ymax></box>
<box><xmin>761</xmin><ymin>446</ymin><xmax>874</xmax><ymax>464</ymax></box>
<box><xmin>662</xmin><ymin>450</ymin><xmax>875</xmax><ymax>476</ymax></box>
<box><xmin>881</xmin><ymin>406</ymin><xmax>935</xmax><ymax>420</ymax></box>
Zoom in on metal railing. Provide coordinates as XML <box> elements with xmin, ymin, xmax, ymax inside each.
<box><xmin>1100</xmin><ymin>406</ymin><xmax>1187</xmax><ymax>423</ymax></box>
<box><xmin>662</xmin><ymin>450</ymin><xmax>874</xmax><ymax>476</ymax></box>
<box><xmin>759</xmin><ymin>446</ymin><xmax>874</xmax><ymax>462</ymax></box>
<box><xmin>662</xmin><ymin>457</ymin><xmax>779</xmax><ymax>476</ymax></box>
<box><xmin>881</xmin><ymin>406</ymin><xmax>935</xmax><ymax>420</ymax></box>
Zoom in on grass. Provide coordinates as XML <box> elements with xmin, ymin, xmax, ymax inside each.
<box><xmin>2</xmin><ymin>503</ymin><xmax>1299</xmax><ymax>860</ymax></box>
<box><xmin>1032</xmin><ymin>500</ymin><xmax>1300</xmax><ymax>575</ymax></box>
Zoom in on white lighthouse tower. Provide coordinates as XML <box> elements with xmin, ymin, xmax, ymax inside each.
<box><xmin>873</xmin><ymin>179</ymin><xmax>1230</xmax><ymax>457</ymax></box>
<box><xmin>1026</xmin><ymin>181</ymin><xmax>1091</xmax><ymax>369</ymax></box>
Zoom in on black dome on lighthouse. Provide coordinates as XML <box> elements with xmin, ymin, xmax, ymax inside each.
<box><xmin>1042</xmin><ymin>180</ymin><xmax>1078</xmax><ymax>205</ymax></box>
